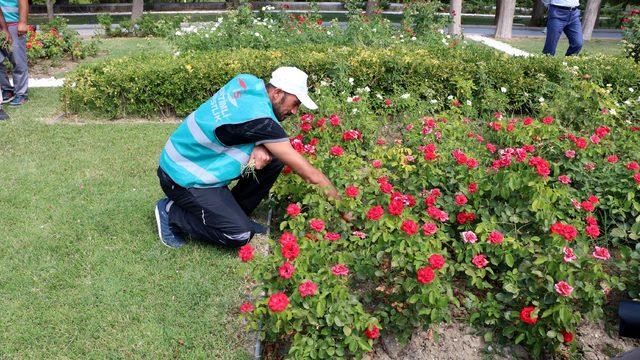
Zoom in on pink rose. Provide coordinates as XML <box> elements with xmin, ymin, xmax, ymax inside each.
<box><xmin>554</xmin><ymin>281</ymin><xmax>574</xmax><ymax>297</ymax></box>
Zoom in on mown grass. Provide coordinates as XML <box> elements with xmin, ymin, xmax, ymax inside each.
<box><xmin>0</xmin><ymin>88</ymin><xmax>252</xmax><ymax>359</ymax></box>
<box><xmin>505</xmin><ymin>37</ymin><xmax>624</xmax><ymax>56</ymax></box>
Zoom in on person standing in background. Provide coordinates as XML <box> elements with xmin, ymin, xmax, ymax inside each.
<box><xmin>0</xmin><ymin>0</ymin><xmax>29</xmax><ymax>106</ymax></box>
<box><xmin>542</xmin><ymin>0</ymin><xmax>583</xmax><ymax>56</ymax></box>
<box><xmin>0</xmin><ymin>8</ymin><xmax>11</xmax><ymax>120</ymax></box>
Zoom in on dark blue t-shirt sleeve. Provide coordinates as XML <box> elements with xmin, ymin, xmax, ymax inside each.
<box><xmin>214</xmin><ymin>118</ymin><xmax>289</xmax><ymax>146</ymax></box>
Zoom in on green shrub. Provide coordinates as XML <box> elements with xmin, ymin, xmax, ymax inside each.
<box><xmin>622</xmin><ymin>9</ymin><xmax>640</xmax><ymax>62</ymax></box>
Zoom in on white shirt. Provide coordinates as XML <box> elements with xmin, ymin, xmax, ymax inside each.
<box><xmin>543</xmin><ymin>0</ymin><xmax>579</xmax><ymax>8</ymax></box>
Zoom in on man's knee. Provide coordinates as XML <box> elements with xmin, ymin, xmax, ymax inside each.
<box><xmin>220</xmin><ymin>228</ymin><xmax>254</xmax><ymax>247</ymax></box>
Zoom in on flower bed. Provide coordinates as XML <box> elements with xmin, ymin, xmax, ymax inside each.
<box><xmin>238</xmin><ymin>91</ymin><xmax>640</xmax><ymax>358</ymax></box>
<box><xmin>26</xmin><ymin>17</ymin><xmax>97</xmax><ymax>63</ymax></box>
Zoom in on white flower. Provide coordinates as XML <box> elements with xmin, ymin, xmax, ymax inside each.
<box><xmin>562</xmin><ymin>61</ymin><xmax>568</xmax><ymax>66</ymax></box>
<box><xmin>372</xmin><ymin>28</ymin><xmax>377</xmax><ymax>32</ymax></box>
<box><xmin>539</xmin><ymin>97</ymin><xmax>545</xmax><ymax>103</ymax></box>
<box><xmin>347</xmin><ymin>96</ymin><xmax>354</xmax><ymax>103</ymax></box>
<box><xmin>376</xmin><ymin>93</ymin><xmax>383</xmax><ymax>100</ymax></box>
<box><xmin>447</xmin><ymin>95</ymin><xmax>454</xmax><ymax>100</ymax></box>
<box><xmin>320</xmin><ymin>80</ymin><xmax>330</xmax><ymax>87</ymax></box>
<box><xmin>400</xmin><ymin>93</ymin><xmax>410</xmax><ymax>99</ymax></box>
<box><xmin>606</xmin><ymin>84</ymin><xmax>612</xmax><ymax>87</ymax></box>
<box><xmin>411</xmin><ymin>37</ymin><xmax>416</xmax><ymax>41</ymax></box>
<box><xmin>348</xmin><ymin>78</ymin><xmax>354</xmax><ymax>85</ymax></box>
<box><xmin>629</xmin><ymin>87</ymin><xmax>635</xmax><ymax>93</ymax></box>
<box><xmin>71</xmin><ymin>81</ymin><xmax>76</xmax><ymax>88</ymax></box>
<box><xmin>466</xmin><ymin>100</ymin><xmax>472</xmax><ymax>106</ymax></box>
<box><xmin>610</xmin><ymin>109</ymin><xmax>617</xmax><ymax>115</ymax></box>
<box><xmin>625</xmin><ymin>100</ymin><xmax>631</xmax><ymax>105</ymax></box>
<box><xmin>174</xmin><ymin>51</ymin><xmax>181</xmax><ymax>56</ymax></box>
<box><xmin>352</xmin><ymin>108</ymin><xmax>359</xmax><ymax>114</ymax></box>
<box><xmin>430</xmin><ymin>99</ymin><xmax>438</xmax><ymax>104</ymax></box>
<box><xmin>254</xmin><ymin>32</ymin><xmax>261</xmax><ymax>37</ymax></box>
<box><xmin>500</xmin><ymin>87</ymin><xmax>507</xmax><ymax>93</ymax></box>
<box><xmin>441</xmin><ymin>39</ymin><xmax>449</xmax><ymax>46</ymax></box>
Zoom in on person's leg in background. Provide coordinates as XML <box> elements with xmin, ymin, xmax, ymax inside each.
<box><xmin>563</xmin><ymin>9</ymin><xmax>584</xmax><ymax>56</ymax></box>
<box><xmin>0</xmin><ymin>45</ymin><xmax>15</xmax><ymax>104</ymax></box>
<box><xmin>543</xmin><ymin>6</ymin><xmax>568</xmax><ymax>55</ymax></box>
<box><xmin>7</xmin><ymin>25</ymin><xmax>28</xmax><ymax>106</ymax></box>
<box><xmin>157</xmin><ymin>167</ymin><xmax>256</xmax><ymax>248</ymax></box>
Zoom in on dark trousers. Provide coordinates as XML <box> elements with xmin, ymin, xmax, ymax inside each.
<box><xmin>157</xmin><ymin>159</ymin><xmax>283</xmax><ymax>248</ymax></box>
<box><xmin>543</xmin><ymin>5</ymin><xmax>583</xmax><ymax>56</ymax></box>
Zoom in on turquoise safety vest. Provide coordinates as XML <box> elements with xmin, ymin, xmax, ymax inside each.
<box><xmin>159</xmin><ymin>74</ymin><xmax>279</xmax><ymax>188</ymax></box>
<box><xmin>0</xmin><ymin>0</ymin><xmax>19</xmax><ymax>23</ymax></box>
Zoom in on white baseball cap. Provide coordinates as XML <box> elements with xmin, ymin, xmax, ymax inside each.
<box><xmin>269</xmin><ymin>66</ymin><xmax>318</xmax><ymax>110</ymax></box>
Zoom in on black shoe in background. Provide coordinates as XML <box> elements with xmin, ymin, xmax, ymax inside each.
<box><xmin>0</xmin><ymin>108</ymin><xmax>9</xmax><ymax>121</ymax></box>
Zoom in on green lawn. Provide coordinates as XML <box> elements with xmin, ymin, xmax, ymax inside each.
<box><xmin>0</xmin><ymin>88</ymin><xmax>252</xmax><ymax>359</ymax></box>
<box><xmin>504</xmin><ymin>37</ymin><xmax>624</xmax><ymax>56</ymax></box>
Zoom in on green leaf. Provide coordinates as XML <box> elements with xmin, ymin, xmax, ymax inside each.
<box><xmin>343</xmin><ymin>326</ymin><xmax>352</xmax><ymax>337</ymax></box>
<box><xmin>515</xmin><ymin>333</ymin><xmax>525</xmax><ymax>344</ymax></box>
<box><xmin>505</xmin><ymin>253</ymin><xmax>514</xmax><ymax>268</ymax></box>
<box><xmin>546</xmin><ymin>330</ymin><xmax>557</xmax><ymax>338</ymax></box>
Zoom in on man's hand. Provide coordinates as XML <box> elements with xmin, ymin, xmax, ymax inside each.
<box><xmin>17</xmin><ymin>22</ymin><xmax>27</xmax><ymax>36</ymax></box>
<box><xmin>249</xmin><ymin>145</ymin><xmax>272</xmax><ymax>170</ymax></box>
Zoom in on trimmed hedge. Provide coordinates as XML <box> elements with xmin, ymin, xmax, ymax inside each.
<box><xmin>62</xmin><ymin>44</ymin><xmax>640</xmax><ymax>121</ymax></box>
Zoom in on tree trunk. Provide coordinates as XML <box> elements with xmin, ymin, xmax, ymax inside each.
<box><xmin>494</xmin><ymin>0</ymin><xmax>516</xmax><ymax>39</ymax></box>
<box><xmin>45</xmin><ymin>0</ymin><xmax>54</xmax><ymax>20</ymax></box>
<box><xmin>131</xmin><ymin>0</ymin><xmax>144</xmax><ymax>22</ymax></box>
<box><xmin>582</xmin><ymin>0</ymin><xmax>602</xmax><ymax>41</ymax></box>
<box><xmin>449</xmin><ymin>0</ymin><xmax>462</xmax><ymax>35</ymax></box>
<box><xmin>365</xmin><ymin>1</ymin><xmax>377</xmax><ymax>16</ymax></box>
<box><xmin>494</xmin><ymin>0</ymin><xmax>501</xmax><ymax>25</ymax></box>
<box><xmin>529</xmin><ymin>0</ymin><xmax>546</xmax><ymax>26</ymax></box>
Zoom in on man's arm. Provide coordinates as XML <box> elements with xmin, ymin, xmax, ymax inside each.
<box><xmin>263</xmin><ymin>141</ymin><xmax>339</xmax><ymax>199</ymax></box>
<box><xmin>17</xmin><ymin>0</ymin><xmax>29</xmax><ymax>36</ymax></box>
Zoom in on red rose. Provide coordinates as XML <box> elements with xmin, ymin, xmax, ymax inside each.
<box><xmin>366</xmin><ymin>205</ymin><xmax>385</xmax><ymax>221</ymax></box>
<box><xmin>575</xmin><ymin>137</ymin><xmax>588</xmax><ymax>149</ymax></box>
<box><xmin>561</xmin><ymin>331</ymin><xmax>574</xmax><ymax>343</ymax></box>
<box><xmin>468</xmin><ymin>182</ymin><xmax>478</xmax><ymax>193</ymax></box>
<box><xmin>279</xmin><ymin>261</ymin><xmax>295</xmax><ymax>279</ymax></box>
<box><xmin>329</xmin><ymin>114</ymin><xmax>340</xmax><ymax>126</ymax></box>
<box><xmin>422</xmin><ymin>222</ymin><xmax>438</xmax><ymax>236</ymax></box>
<box><xmin>281</xmin><ymin>242</ymin><xmax>300</xmax><ymax>261</ymax></box>
<box><xmin>523</xmin><ymin>117</ymin><xmax>533</xmax><ymax>125</ymax></box>
<box><xmin>455</xmin><ymin>194</ymin><xmax>468</xmax><ymax>206</ymax></box>
<box><xmin>487</xmin><ymin>231</ymin><xmax>504</xmax><ymax>244</ymax></box>
<box><xmin>634</xmin><ymin>173</ymin><xmax>640</xmax><ymax>184</ymax></box>
<box><xmin>588</xmin><ymin>195</ymin><xmax>599</xmax><ymax>204</ymax></box>
<box><xmin>380</xmin><ymin>182</ymin><xmax>394</xmax><ymax>194</ymax></box>
<box><xmin>387</xmin><ymin>199</ymin><xmax>404</xmax><ymax>216</ymax></box>
<box><xmin>372</xmin><ymin>160</ymin><xmax>382</xmax><ymax>168</ymax></box>
<box><xmin>607</xmin><ymin>155</ymin><xmax>619</xmax><ymax>163</ymax></box>
<box><xmin>279</xmin><ymin>232</ymin><xmax>297</xmax><ymax>246</ymax></box>
<box><xmin>286</xmin><ymin>203</ymin><xmax>301</xmax><ymax>217</ymax></box>
<box><xmin>315</xmin><ymin>117</ymin><xmax>326</xmax><ymax>127</ymax></box>
<box><xmin>365</xmin><ymin>325</ymin><xmax>380</xmax><ymax>339</ymax></box>
<box><xmin>472</xmin><ymin>254</ymin><xmax>488</xmax><ymax>268</ymax></box>
<box><xmin>400</xmin><ymin>219</ymin><xmax>418</xmax><ymax>235</ymax></box>
<box><xmin>240</xmin><ymin>302</ymin><xmax>254</xmax><ymax>313</ymax></box>
<box><xmin>309</xmin><ymin>218</ymin><xmax>325</xmax><ymax>232</ymax></box>
<box><xmin>384</xmin><ymin>98</ymin><xmax>393</xmax><ymax>106</ymax></box>
<box><xmin>520</xmin><ymin>306</ymin><xmax>538</xmax><ymax>325</ymax></box>
<box><xmin>268</xmin><ymin>292</ymin><xmax>289</xmax><ymax>312</ymax></box>
<box><xmin>550</xmin><ymin>222</ymin><xmax>578</xmax><ymax>241</ymax></box>
<box><xmin>345</xmin><ymin>185</ymin><xmax>359</xmax><ymax>198</ymax></box>
<box><xmin>238</xmin><ymin>244</ymin><xmax>254</xmax><ymax>262</ymax></box>
<box><xmin>342</xmin><ymin>129</ymin><xmax>362</xmax><ymax>141</ymax></box>
<box><xmin>316</xmin><ymin>19</ymin><xmax>323</xmax><ymax>25</ymax></box>
<box><xmin>428</xmin><ymin>254</ymin><xmax>446</xmax><ymax>270</ymax></box>
<box><xmin>486</xmin><ymin>143</ymin><xmax>497</xmax><ymax>153</ymax></box>
<box><xmin>585</xmin><ymin>224</ymin><xmax>600</xmax><ymax>239</ymax></box>
<box><xmin>300</xmin><ymin>122</ymin><xmax>312</xmax><ymax>132</ymax></box>
<box><xmin>298</xmin><ymin>280</ymin><xmax>318</xmax><ymax>297</ymax></box>
<box><xmin>330</xmin><ymin>146</ymin><xmax>344</xmax><ymax>156</ymax></box>
<box><xmin>627</xmin><ymin>161</ymin><xmax>639</xmax><ymax>171</ymax></box>
<box><xmin>581</xmin><ymin>201</ymin><xmax>595</xmax><ymax>212</ymax></box>
<box><xmin>456</xmin><ymin>211</ymin><xmax>476</xmax><ymax>225</ymax></box>
<box><xmin>324</xmin><ymin>232</ymin><xmax>341</xmax><ymax>241</ymax></box>
<box><xmin>466</xmin><ymin>158</ymin><xmax>479</xmax><ymax>169</ymax></box>
<box><xmin>541</xmin><ymin>116</ymin><xmax>554</xmax><ymax>124</ymax></box>
<box><xmin>416</xmin><ymin>266</ymin><xmax>435</xmax><ymax>284</ymax></box>
<box><xmin>331</xmin><ymin>264</ymin><xmax>349</xmax><ymax>276</ymax></box>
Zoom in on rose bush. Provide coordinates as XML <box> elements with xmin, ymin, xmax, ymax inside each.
<box><xmin>26</xmin><ymin>17</ymin><xmax>97</xmax><ymax>62</ymax></box>
<box><xmin>239</xmin><ymin>89</ymin><xmax>638</xmax><ymax>358</ymax></box>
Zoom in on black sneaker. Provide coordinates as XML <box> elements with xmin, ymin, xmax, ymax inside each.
<box><xmin>2</xmin><ymin>90</ymin><xmax>14</xmax><ymax>104</ymax></box>
<box><xmin>154</xmin><ymin>198</ymin><xmax>186</xmax><ymax>248</ymax></box>
<box><xmin>0</xmin><ymin>108</ymin><xmax>8</xmax><ymax>121</ymax></box>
